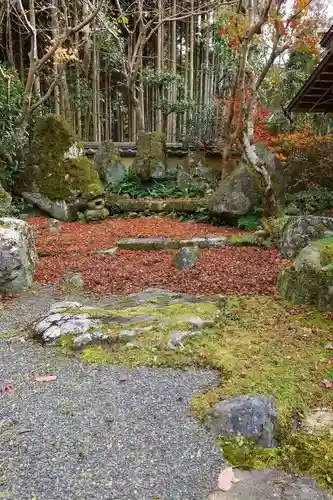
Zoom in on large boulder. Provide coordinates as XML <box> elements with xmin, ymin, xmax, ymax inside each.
<box><xmin>278</xmin><ymin>238</ymin><xmax>333</xmax><ymax>311</ymax></box>
<box><xmin>0</xmin><ymin>183</ymin><xmax>12</xmax><ymax>216</ymax></box>
<box><xmin>0</xmin><ymin>217</ymin><xmax>38</xmax><ymax>292</ymax></box>
<box><xmin>208</xmin><ymin>144</ymin><xmax>285</xmax><ymax>220</ymax></box>
<box><xmin>17</xmin><ymin>114</ymin><xmax>104</xmax><ymax>221</ymax></box>
<box><xmin>207</xmin><ymin>394</ymin><xmax>279</xmax><ymax>448</ymax></box>
<box><xmin>279</xmin><ymin>216</ymin><xmax>333</xmax><ymax>259</ymax></box>
<box><xmin>208</xmin><ymin>161</ymin><xmax>259</xmax><ymax>219</ymax></box>
<box><xmin>131</xmin><ymin>131</ymin><xmax>167</xmax><ymax>180</ymax></box>
<box><xmin>94</xmin><ymin>141</ymin><xmax>126</xmax><ymax>186</ymax></box>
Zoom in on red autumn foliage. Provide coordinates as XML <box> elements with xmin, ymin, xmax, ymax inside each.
<box><xmin>0</xmin><ymin>382</ymin><xmax>13</xmax><ymax>393</ymax></box>
<box><xmin>30</xmin><ymin>217</ymin><xmax>284</xmax><ymax>296</ymax></box>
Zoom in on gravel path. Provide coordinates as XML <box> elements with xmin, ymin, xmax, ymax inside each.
<box><xmin>0</xmin><ymin>288</ymin><xmax>223</xmax><ymax>500</ymax></box>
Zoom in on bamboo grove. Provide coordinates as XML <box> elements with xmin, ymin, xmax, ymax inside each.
<box><xmin>0</xmin><ymin>0</ymin><xmax>240</xmax><ymax>143</ymax></box>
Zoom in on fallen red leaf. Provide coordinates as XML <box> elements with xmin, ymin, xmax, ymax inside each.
<box><xmin>320</xmin><ymin>379</ymin><xmax>333</xmax><ymax>389</ymax></box>
<box><xmin>0</xmin><ymin>382</ymin><xmax>13</xmax><ymax>393</ymax></box>
<box><xmin>29</xmin><ymin>217</ymin><xmax>284</xmax><ymax>297</ymax></box>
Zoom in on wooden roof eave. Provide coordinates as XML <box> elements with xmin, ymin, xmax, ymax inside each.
<box><xmin>287</xmin><ymin>50</ymin><xmax>333</xmax><ymax>113</ymax></box>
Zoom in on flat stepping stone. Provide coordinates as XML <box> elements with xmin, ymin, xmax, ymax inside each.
<box><xmin>117</xmin><ymin>236</ymin><xmax>229</xmax><ymax>250</ymax></box>
<box><xmin>210</xmin><ymin>468</ymin><xmax>332</xmax><ymax>499</ymax></box>
<box><xmin>31</xmin><ymin>289</ymin><xmax>220</xmax><ymax>349</ymax></box>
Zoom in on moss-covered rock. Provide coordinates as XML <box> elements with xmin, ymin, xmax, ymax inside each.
<box><xmin>18</xmin><ymin>114</ymin><xmax>104</xmax><ymax>221</ymax></box>
<box><xmin>130</xmin><ymin>131</ymin><xmax>167</xmax><ymax>180</ymax></box>
<box><xmin>31</xmin><ymin>290</ymin><xmax>220</xmax><ymax>350</ymax></box>
<box><xmin>278</xmin><ymin>238</ymin><xmax>333</xmax><ymax>311</ymax></box>
<box><xmin>94</xmin><ymin>141</ymin><xmax>126</xmax><ymax>186</ymax></box>
<box><xmin>0</xmin><ymin>183</ymin><xmax>12</xmax><ymax>216</ymax></box>
<box><xmin>208</xmin><ymin>144</ymin><xmax>285</xmax><ymax>221</ymax></box>
<box><xmin>279</xmin><ymin>216</ymin><xmax>333</xmax><ymax>259</ymax></box>
<box><xmin>208</xmin><ymin>161</ymin><xmax>260</xmax><ymax>220</ymax></box>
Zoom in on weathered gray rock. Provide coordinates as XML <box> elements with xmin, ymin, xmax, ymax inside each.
<box><xmin>208</xmin><ymin>162</ymin><xmax>256</xmax><ymax>219</ymax></box>
<box><xmin>94</xmin><ymin>141</ymin><xmax>126</xmax><ymax>186</ymax></box>
<box><xmin>177</xmin><ymin>315</ymin><xmax>214</xmax><ymax>329</ymax></box>
<box><xmin>73</xmin><ymin>331</ymin><xmax>106</xmax><ymax>349</ymax></box>
<box><xmin>0</xmin><ymin>217</ymin><xmax>38</xmax><ymax>292</ymax></box>
<box><xmin>279</xmin><ymin>216</ymin><xmax>333</xmax><ymax>259</ymax></box>
<box><xmin>302</xmin><ymin>408</ymin><xmax>333</xmax><ymax>433</ymax></box>
<box><xmin>47</xmin><ymin>218</ymin><xmax>61</xmax><ymax>234</ymax></box>
<box><xmin>207</xmin><ymin>395</ymin><xmax>279</xmax><ymax>448</ymax></box>
<box><xmin>32</xmin><ymin>302</ymin><xmax>103</xmax><ymax>345</ymax></box>
<box><xmin>208</xmin><ymin>468</ymin><xmax>332</xmax><ymax>499</ymax></box>
<box><xmin>0</xmin><ymin>183</ymin><xmax>12</xmax><ymax>216</ymax></box>
<box><xmin>278</xmin><ymin>239</ymin><xmax>333</xmax><ymax>311</ymax></box>
<box><xmin>87</xmin><ymin>197</ymin><xmax>105</xmax><ymax>210</ymax></box>
<box><xmin>107</xmin><ymin>197</ymin><xmax>205</xmax><ymax>215</ymax></box>
<box><xmin>131</xmin><ymin>131</ymin><xmax>167</xmax><ymax>180</ymax></box>
<box><xmin>174</xmin><ymin>246</ymin><xmax>200</xmax><ymax>270</ymax></box>
<box><xmin>117</xmin><ymin>236</ymin><xmax>228</xmax><ymax>251</ymax></box>
<box><xmin>84</xmin><ymin>207</ymin><xmax>109</xmax><ymax>221</ymax></box>
<box><xmin>61</xmin><ymin>272</ymin><xmax>84</xmax><ymax>289</ymax></box>
<box><xmin>255</xmin><ymin>142</ymin><xmax>286</xmax><ymax>203</ymax></box>
<box><xmin>168</xmin><ymin>330</ymin><xmax>197</xmax><ymax>348</ymax></box>
<box><xmin>208</xmin><ymin>144</ymin><xmax>285</xmax><ymax>220</ymax></box>
<box><xmin>93</xmin><ymin>247</ymin><xmax>117</xmax><ymax>256</ymax></box>
<box><xmin>21</xmin><ymin>189</ymin><xmax>84</xmax><ymax>221</ymax></box>
<box><xmin>32</xmin><ymin>289</ymin><xmax>220</xmax><ymax>350</ymax></box>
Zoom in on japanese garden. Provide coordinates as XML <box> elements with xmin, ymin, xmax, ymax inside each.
<box><xmin>1</xmin><ymin>0</ymin><xmax>333</xmax><ymax>498</ymax></box>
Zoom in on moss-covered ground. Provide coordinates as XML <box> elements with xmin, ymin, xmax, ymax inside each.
<box><xmin>54</xmin><ymin>293</ymin><xmax>333</xmax><ymax>488</ymax></box>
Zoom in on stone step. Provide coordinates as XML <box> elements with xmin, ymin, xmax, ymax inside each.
<box><xmin>117</xmin><ymin>236</ymin><xmax>230</xmax><ymax>251</ymax></box>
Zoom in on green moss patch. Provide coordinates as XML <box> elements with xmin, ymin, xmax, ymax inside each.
<box><xmin>20</xmin><ymin>114</ymin><xmax>103</xmax><ymax>201</ymax></box>
<box><xmin>220</xmin><ymin>432</ymin><xmax>333</xmax><ymax>488</ymax></box>
<box><xmin>53</xmin><ymin>293</ymin><xmax>333</xmax><ymax>488</ymax></box>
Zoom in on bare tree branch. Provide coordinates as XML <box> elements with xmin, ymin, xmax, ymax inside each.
<box><xmin>30</xmin><ymin>68</ymin><xmax>64</xmax><ymax>114</ymax></box>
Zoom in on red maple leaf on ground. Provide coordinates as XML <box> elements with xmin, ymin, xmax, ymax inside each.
<box><xmin>0</xmin><ymin>382</ymin><xmax>13</xmax><ymax>393</ymax></box>
<box><xmin>29</xmin><ymin>217</ymin><xmax>285</xmax><ymax>297</ymax></box>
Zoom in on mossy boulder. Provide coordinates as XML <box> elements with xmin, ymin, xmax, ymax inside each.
<box><xmin>94</xmin><ymin>141</ymin><xmax>126</xmax><ymax>186</ymax></box>
<box><xmin>278</xmin><ymin>238</ymin><xmax>333</xmax><ymax>311</ymax></box>
<box><xmin>0</xmin><ymin>217</ymin><xmax>37</xmax><ymax>292</ymax></box>
<box><xmin>279</xmin><ymin>216</ymin><xmax>333</xmax><ymax>259</ymax></box>
<box><xmin>18</xmin><ymin>114</ymin><xmax>104</xmax><ymax>221</ymax></box>
<box><xmin>208</xmin><ymin>161</ymin><xmax>259</xmax><ymax>220</ymax></box>
<box><xmin>208</xmin><ymin>145</ymin><xmax>285</xmax><ymax>221</ymax></box>
<box><xmin>130</xmin><ymin>131</ymin><xmax>167</xmax><ymax>180</ymax></box>
<box><xmin>0</xmin><ymin>183</ymin><xmax>12</xmax><ymax>216</ymax></box>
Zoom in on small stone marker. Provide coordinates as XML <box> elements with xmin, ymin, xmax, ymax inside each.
<box><xmin>174</xmin><ymin>246</ymin><xmax>200</xmax><ymax>270</ymax></box>
<box><xmin>47</xmin><ymin>218</ymin><xmax>61</xmax><ymax>233</ymax></box>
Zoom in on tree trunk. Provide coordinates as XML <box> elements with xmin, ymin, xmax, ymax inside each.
<box><xmin>241</xmin><ymin>131</ymin><xmax>279</xmax><ymax>218</ymax></box>
<box><xmin>29</xmin><ymin>0</ymin><xmax>41</xmax><ymax>99</ymax></box>
<box><xmin>131</xmin><ymin>90</ymin><xmax>145</xmax><ymax>133</ymax></box>
<box><xmin>51</xmin><ymin>0</ymin><xmax>60</xmax><ymax>114</ymax></box>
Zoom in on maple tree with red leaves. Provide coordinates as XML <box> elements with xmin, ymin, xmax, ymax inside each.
<box><xmin>215</xmin><ymin>0</ymin><xmax>323</xmax><ymax>216</ymax></box>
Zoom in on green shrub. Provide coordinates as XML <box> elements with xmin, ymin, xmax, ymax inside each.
<box><xmin>0</xmin><ymin>64</ymin><xmax>25</xmax><ymax>189</ymax></box>
<box><xmin>286</xmin><ymin>188</ymin><xmax>333</xmax><ymax>216</ymax></box>
<box><xmin>108</xmin><ymin>172</ymin><xmax>211</xmax><ymax>199</ymax></box>
<box><xmin>237</xmin><ymin>213</ymin><xmax>262</xmax><ymax>231</ymax></box>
